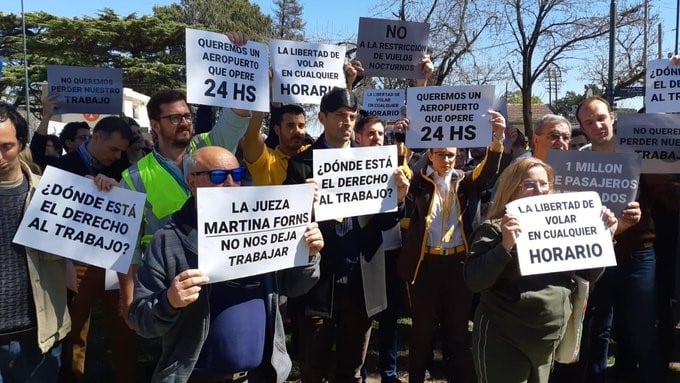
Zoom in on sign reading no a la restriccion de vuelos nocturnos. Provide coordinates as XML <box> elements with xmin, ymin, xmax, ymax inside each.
<box><xmin>47</xmin><ymin>65</ymin><xmax>123</xmax><ymax>115</ymax></box>
<box><xmin>13</xmin><ymin>166</ymin><xmax>145</xmax><ymax>273</ymax></box>
<box><xmin>505</xmin><ymin>191</ymin><xmax>617</xmax><ymax>276</ymax></box>
<box><xmin>186</xmin><ymin>28</ymin><xmax>270</xmax><ymax>112</ymax></box>
<box><xmin>197</xmin><ymin>183</ymin><xmax>315</xmax><ymax>283</ymax></box>
<box><xmin>356</xmin><ymin>17</ymin><xmax>429</xmax><ymax>79</ymax></box>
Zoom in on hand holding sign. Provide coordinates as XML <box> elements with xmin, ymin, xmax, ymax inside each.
<box><xmin>415</xmin><ymin>55</ymin><xmax>434</xmax><ymax>87</ymax></box>
<box><xmin>304</xmin><ymin>222</ymin><xmax>324</xmax><ymax>256</ymax></box>
<box><xmin>500</xmin><ymin>213</ymin><xmax>522</xmax><ymax>253</ymax></box>
<box><xmin>167</xmin><ymin>269</ymin><xmax>210</xmax><ymax>309</ymax></box>
<box><xmin>617</xmin><ymin>201</ymin><xmax>641</xmax><ymax>234</ymax></box>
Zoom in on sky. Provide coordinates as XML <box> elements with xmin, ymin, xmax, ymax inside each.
<box><xmin>5</xmin><ymin>0</ymin><xmax>680</xmax><ymax>109</ymax></box>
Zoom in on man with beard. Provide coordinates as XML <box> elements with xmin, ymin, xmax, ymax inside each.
<box><xmin>242</xmin><ymin>104</ymin><xmax>310</xmax><ymax>186</ymax></box>
<box><xmin>119</xmin><ymin>86</ymin><xmax>251</xmax><ymax>324</ymax></box>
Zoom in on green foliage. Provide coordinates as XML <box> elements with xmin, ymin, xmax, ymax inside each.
<box><xmin>154</xmin><ymin>0</ymin><xmax>273</xmax><ymax>40</ymax></box>
<box><xmin>273</xmin><ymin>0</ymin><xmax>305</xmax><ymax>41</ymax></box>
<box><xmin>506</xmin><ymin>90</ymin><xmax>543</xmax><ymax>104</ymax></box>
<box><xmin>0</xmin><ymin>1</ymin><xmax>272</xmax><ymax>111</ymax></box>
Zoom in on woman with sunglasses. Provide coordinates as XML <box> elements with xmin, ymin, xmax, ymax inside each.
<box><xmin>464</xmin><ymin>157</ymin><xmax>618</xmax><ymax>383</ymax></box>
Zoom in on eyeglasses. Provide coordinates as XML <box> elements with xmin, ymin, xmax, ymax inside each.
<box><xmin>191</xmin><ymin>168</ymin><xmax>246</xmax><ymax>184</ymax></box>
<box><xmin>159</xmin><ymin>113</ymin><xmax>193</xmax><ymax>125</ymax></box>
<box><xmin>432</xmin><ymin>151</ymin><xmax>456</xmax><ymax>160</ymax></box>
<box><xmin>546</xmin><ymin>132</ymin><xmax>571</xmax><ymax>142</ymax></box>
<box><xmin>520</xmin><ymin>180</ymin><xmax>552</xmax><ymax>192</ymax></box>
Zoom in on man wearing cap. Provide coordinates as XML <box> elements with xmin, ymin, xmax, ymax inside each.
<box><xmin>284</xmin><ymin>87</ymin><xmax>410</xmax><ymax>382</ymax></box>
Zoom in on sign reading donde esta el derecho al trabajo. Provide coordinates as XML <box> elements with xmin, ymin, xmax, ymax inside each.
<box><xmin>13</xmin><ymin>166</ymin><xmax>145</xmax><ymax>273</ymax></box>
<box><xmin>505</xmin><ymin>191</ymin><xmax>617</xmax><ymax>276</ymax></box>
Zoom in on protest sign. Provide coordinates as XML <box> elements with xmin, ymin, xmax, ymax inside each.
<box><xmin>616</xmin><ymin>113</ymin><xmax>680</xmax><ymax>173</ymax></box>
<box><xmin>356</xmin><ymin>17</ymin><xmax>429</xmax><ymax>79</ymax></box>
<box><xmin>185</xmin><ymin>28</ymin><xmax>269</xmax><ymax>112</ymax></box>
<box><xmin>270</xmin><ymin>39</ymin><xmax>346</xmax><ymax>104</ymax></box>
<box><xmin>362</xmin><ymin>89</ymin><xmax>405</xmax><ymax>121</ymax></box>
<box><xmin>506</xmin><ymin>191</ymin><xmax>617</xmax><ymax>276</ymax></box>
<box><xmin>47</xmin><ymin>65</ymin><xmax>123</xmax><ymax>115</ymax></box>
<box><xmin>13</xmin><ymin>166</ymin><xmax>145</xmax><ymax>273</ymax></box>
<box><xmin>197</xmin><ymin>183</ymin><xmax>314</xmax><ymax>283</ymax></box>
<box><xmin>313</xmin><ymin>145</ymin><xmax>398</xmax><ymax>221</ymax></box>
<box><xmin>547</xmin><ymin>150</ymin><xmax>641</xmax><ymax>214</ymax></box>
<box><xmin>645</xmin><ymin>58</ymin><xmax>680</xmax><ymax>113</ymax></box>
<box><xmin>405</xmin><ymin>85</ymin><xmax>495</xmax><ymax>148</ymax></box>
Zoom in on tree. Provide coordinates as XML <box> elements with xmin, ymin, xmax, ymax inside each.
<box><xmin>364</xmin><ymin>0</ymin><xmax>497</xmax><ymax>92</ymax></box>
<box><xmin>0</xmin><ymin>9</ymin><xmax>188</xmax><ymax>116</ymax></box>
<box><xmin>273</xmin><ymin>0</ymin><xmax>305</xmax><ymax>41</ymax></box>
<box><xmin>506</xmin><ymin>90</ymin><xmax>543</xmax><ymax>104</ymax></box>
<box><xmin>551</xmin><ymin>85</ymin><xmax>602</xmax><ymax>121</ymax></box>
<box><xmin>153</xmin><ymin>0</ymin><xmax>272</xmax><ymax>40</ymax></box>
<box><xmin>501</xmin><ymin>0</ymin><xmax>644</xmax><ymax>138</ymax></box>
<box><xmin>581</xmin><ymin>10</ymin><xmax>659</xmax><ymax>100</ymax></box>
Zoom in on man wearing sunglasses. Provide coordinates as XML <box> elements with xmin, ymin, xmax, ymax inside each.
<box><xmin>118</xmin><ymin>31</ymin><xmax>254</xmax><ymax>328</ymax></box>
<box><xmin>130</xmin><ymin>146</ymin><xmax>324</xmax><ymax>382</ymax></box>
<box><xmin>529</xmin><ymin>114</ymin><xmax>571</xmax><ymax>162</ymax></box>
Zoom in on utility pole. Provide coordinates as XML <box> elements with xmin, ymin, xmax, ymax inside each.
<box><xmin>608</xmin><ymin>0</ymin><xmax>617</xmax><ymax>106</ymax></box>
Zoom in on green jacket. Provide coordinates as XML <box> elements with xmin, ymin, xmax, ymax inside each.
<box><xmin>464</xmin><ymin>219</ymin><xmax>573</xmax><ymax>343</ymax></box>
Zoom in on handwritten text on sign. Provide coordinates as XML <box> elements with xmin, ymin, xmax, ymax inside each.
<box><xmin>505</xmin><ymin>191</ymin><xmax>616</xmax><ymax>276</ymax></box>
<box><xmin>362</xmin><ymin>89</ymin><xmax>405</xmax><ymax>121</ymax></box>
<box><xmin>13</xmin><ymin>166</ymin><xmax>145</xmax><ymax>273</ymax></box>
<box><xmin>185</xmin><ymin>28</ymin><xmax>269</xmax><ymax>112</ymax></box>
<box><xmin>197</xmin><ymin>183</ymin><xmax>314</xmax><ymax>283</ymax></box>
<box><xmin>47</xmin><ymin>65</ymin><xmax>123</xmax><ymax>115</ymax></box>
<box><xmin>270</xmin><ymin>39</ymin><xmax>346</xmax><ymax>104</ymax></box>
<box><xmin>356</xmin><ymin>17</ymin><xmax>429</xmax><ymax>79</ymax></box>
<box><xmin>406</xmin><ymin>85</ymin><xmax>495</xmax><ymax>148</ymax></box>
<box><xmin>547</xmin><ymin>150</ymin><xmax>640</xmax><ymax>215</ymax></box>
<box><xmin>645</xmin><ymin>58</ymin><xmax>680</xmax><ymax>113</ymax></box>
<box><xmin>313</xmin><ymin>145</ymin><xmax>398</xmax><ymax>221</ymax></box>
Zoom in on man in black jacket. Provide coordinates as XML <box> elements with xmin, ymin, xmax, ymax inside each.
<box><xmin>284</xmin><ymin>87</ymin><xmax>409</xmax><ymax>382</ymax></box>
<box><xmin>52</xmin><ymin>116</ymin><xmax>137</xmax><ymax>383</ymax></box>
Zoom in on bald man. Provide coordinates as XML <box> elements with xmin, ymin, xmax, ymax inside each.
<box><xmin>129</xmin><ymin>146</ymin><xmax>324</xmax><ymax>383</ymax></box>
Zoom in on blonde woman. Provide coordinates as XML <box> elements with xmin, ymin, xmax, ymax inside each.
<box><xmin>464</xmin><ymin>157</ymin><xmax>617</xmax><ymax>383</ymax></box>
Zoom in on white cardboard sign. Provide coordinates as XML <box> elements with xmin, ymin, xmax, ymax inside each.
<box><xmin>313</xmin><ymin>145</ymin><xmax>398</xmax><ymax>222</ymax></box>
<box><xmin>197</xmin><ymin>184</ymin><xmax>314</xmax><ymax>283</ymax></box>
<box><xmin>405</xmin><ymin>85</ymin><xmax>495</xmax><ymax>148</ymax></box>
<box><xmin>505</xmin><ymin>191</ymin><xmax>617</xmax><ymax>276</ymax></box>
<box><xmin>616</xmin><ymin>113</ymin><xmax>680</xmax><ymax>174</ymax></box>
<box><xmin>13</xmin><ymin>166</ymin><xmax>145</xmax><ymax>273</ymax></box>
<box><xmin>185</xmin><ymin>28</ymin><xmax>270</xmax><ymax>112</ymax></box>
<box><xmin>270</xmin><ymin>39</ymin><xmax>346</xmax><ymax>104</ymax></box>
<box><xmin>645</xmin><ymin>58</ymin><xmax>680</xmax><ymax>113</ymax></box>
<box><xmin>362</xmin><ymin>89</ymin><xmax>405</xmax><ymax>121</ymax></box>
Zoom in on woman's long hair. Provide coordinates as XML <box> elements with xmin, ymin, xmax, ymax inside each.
<box><xmin>486</xmin><ymin>157</ymin><xmax>555</xmax><ymax>219</ymax></box>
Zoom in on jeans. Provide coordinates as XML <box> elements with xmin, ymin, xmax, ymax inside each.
<box><xmin>588</xmin><ymin>247</ymin><xmax>664</xmax><ymax>383</ymax></box>
<box><xmin>377</xmin><ymin>250</ymin><xmax>404</xmax><ymax>380</ymax></box>
<box><xmin>0</xmin><ymin>340</ymin><xmax>61</xmax><ymax>383</ymax></box>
